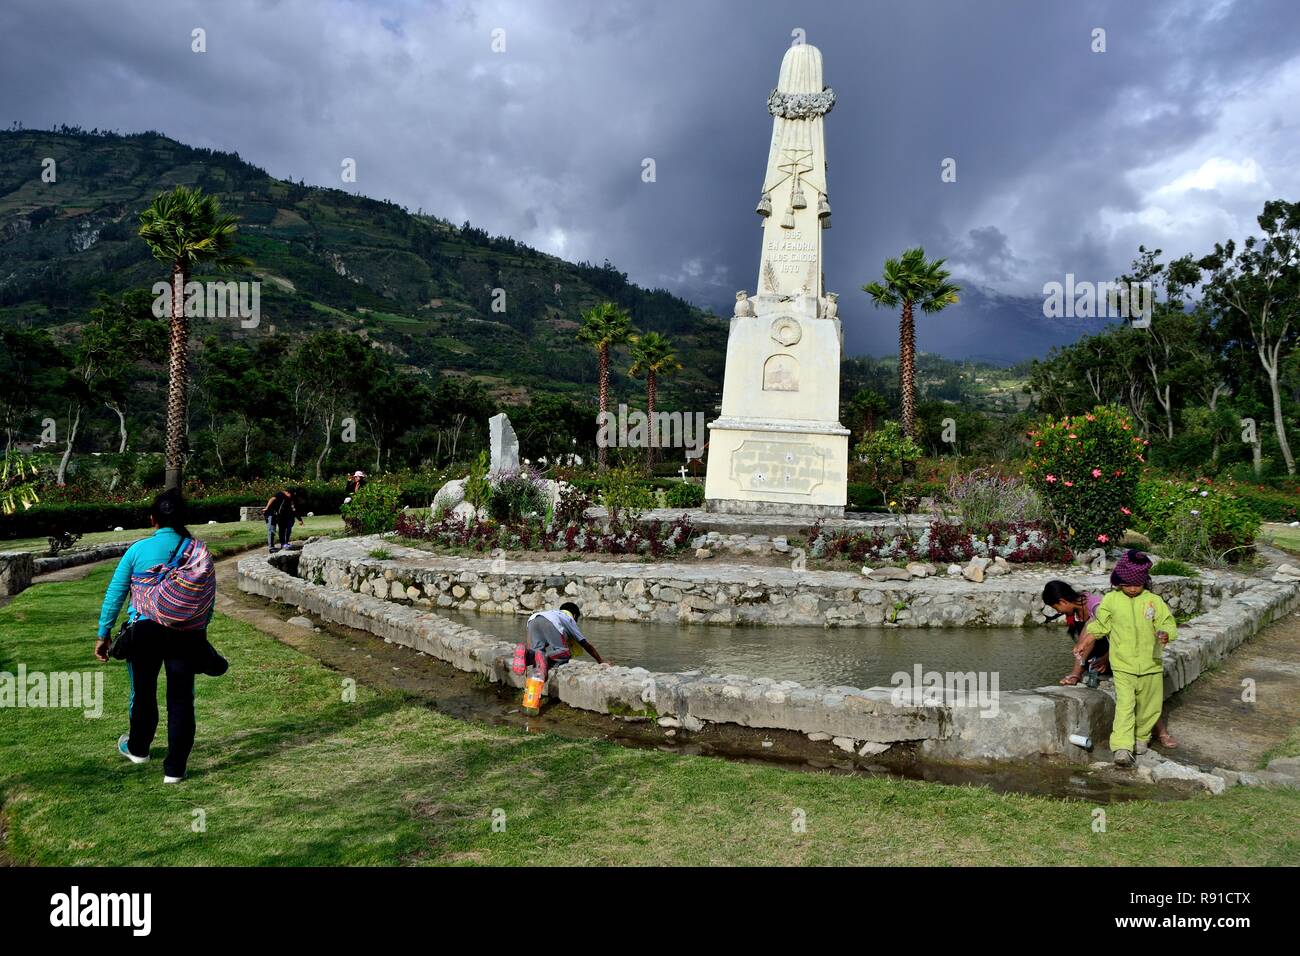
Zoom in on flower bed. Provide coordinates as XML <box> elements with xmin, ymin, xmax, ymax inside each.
<box><xmin>809</xmin><ymin>519</ymin><xmax>1073</xmax><ymax>566</ymax></box>
<box><xmin>396</xmin><ymin>510</ymin><xmax>697</xmax><ymax>559</ymax></box>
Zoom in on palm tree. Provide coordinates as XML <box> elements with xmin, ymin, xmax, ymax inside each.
<box><xmin>628</xmin><ymin>331</ymin><xmax>682</xmax><ymax>472</ymax></box>
<box><xmin>138</xmin><ymin>185</ymin><xmax>249</xmax><ymax>490</ymax></box>
<box><xmin>576</xmin><ymin>302</ymin><xmax>636</xmax><ymax>468</ymax></box>
<box><xmin>862</xmin><ymin>247</ymin><xmax>960</xmax><ymax>439</ymax></box>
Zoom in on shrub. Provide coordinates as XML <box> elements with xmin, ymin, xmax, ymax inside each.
<box><xmin>846</xmin><ymin>483</ymin><xmax>886</xmax><ymax>511</ymax></box>
<box><xmin>1024</xmin><ymin>405</ymin><xmax>1145</xmax><ymax>547</ymax></box>
<box><xmin>665</xmin><ymin>481</ymin><xmax>705</xmax><ymax>509</ymax></box>
<box><xmin>1134</xmin><ymin>477</ymin><xmax>1260</xmax><ymax>563</ymax></box>
<box><xmin>553</xmin><ymin>483</ymin><xmax>592</xmax><ymax>527</ymax></box>
<box><xmin>600</xmin><ymin>464</ymin><xmax>655</xmax><ymax>521</ymax></box>
<box><xmin>1150</xmin><ymin>559</ymin><xmax>1196</xmax><ymax>577</ymax></box>
<box><xmin>463</xmin><ymin>452</ymin><xmax>492</xmax><ymax>513</ymax></box>
<box><xmin>855</xmin><ymin>421</ymin><xmax>922</xmax><ymax>489</ymax></box>
<box><xmin>488</xmin><ymin>466</ymin><xmax>547</xmax><ymax>523</ymax></box>
<box><xmin>342</xmin><ymin>482</ymin><xmax>401</xmax><ymax>535</ymax></box>
<box><xmin>939</xmin><ymin>470</ymin><xmax>1048</xmax><ymax>533</ymax></box>
<box><xmin>1218</xmin><ymin>480</ymin><xmax>1300</xmax><ymax>523</ymax></box>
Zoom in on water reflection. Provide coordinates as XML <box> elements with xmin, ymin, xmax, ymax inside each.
<box><xmin>442</xmin><ymin>611</ymin><xmax>1069</xmax><ymax>691</ymax></box>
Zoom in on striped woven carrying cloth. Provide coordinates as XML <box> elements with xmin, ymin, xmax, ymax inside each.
<box><xmin>129</xmin><ymin>538</ymin><xmax>216</xmax><ymax>631</ymax></box>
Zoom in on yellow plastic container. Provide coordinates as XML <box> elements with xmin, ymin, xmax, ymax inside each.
<box><xmin>522</xmin><ymin>675</ymin><xmax>545</xmax><ymax>715</ymax></box>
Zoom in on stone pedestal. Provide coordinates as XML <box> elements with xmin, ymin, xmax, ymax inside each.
<box><xmin>705</xmin><ymin>293</ymin><xmax>849</xmax><ymax>516</ymax></box>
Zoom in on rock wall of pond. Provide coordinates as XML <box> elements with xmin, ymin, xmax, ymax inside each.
<box><xmin>299</xmin><ymin>536</ymin><xmax>1239</xmax><ymax>628</ymax></box>
<box><xmin>238</xmin><ymin>538</ymin><xmax>1300</xmax><ymax>766</ymax></box>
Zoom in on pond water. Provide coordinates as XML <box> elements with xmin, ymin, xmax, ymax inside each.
<box><xmin>442</xmin><ymin>612</ymin><xmax>1076</xmax><ymax>691</ymax></box>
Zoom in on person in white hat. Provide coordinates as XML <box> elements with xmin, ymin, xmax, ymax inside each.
<box><xmin>344</xmin><ymin>471</ymin><xmax>366</xmax><ymax>503</ymax></box>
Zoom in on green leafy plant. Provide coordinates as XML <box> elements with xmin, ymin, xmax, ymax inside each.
<box><xmin>855</xmin><ymin>421</ymin><xmax>922</xmax><ymax>496</ymax></box>
<box><xmin>368</xmin><ymin>547</ymin><xmax>393</xmax><ymax>560</ymax></box>
<box><xmin>463</xmin><ymin>451</ymin><xmax>492</xmax><ymax>513</ymax></box>
<box><xmin>488</xmin><ymin>466</ymin><xmax>547</xmax><ymax>523</ymax></box>
<box><xmin>1134</xmin><ymin>477</ymin><xmax>1260</xmax><ymax>563</ymax></box>
<box><xmin>1150</xmin><ymin>559</ymin><xmax>1196</xmax><ymax>577</ymax></box>
<box><xmin>1</xmin><ymin>453</ymin><xmax>43</xmax><ymax>516</ymax></box>
<box><xmin>938</xmin><ymin>469</ymin><xmax>1048</xmax><ymax>534</ymax></box>
<box><xmin>665</xmin><ymin>481</ymin><xmax>704</xmax><ymax>509</ymax></box>
<box><xmin>600</xmin><ymin>463</ymin><xmax>655</xmax><ymax>522</ymax></box>
<box><xmin>342</xmin><ymin>482</ymin><xmax>401</xmax><ymax>535</ymax></box>
<box><xmin>1024</xmin><ymin>405</ymin><xmax>1145</xmax><ymax>546</ymax></box>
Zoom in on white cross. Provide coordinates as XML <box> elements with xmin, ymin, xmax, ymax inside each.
<box><xmin>679</xmin><ymin>465</ymin><xmax>689</xmax><ymax>480</ymax></box>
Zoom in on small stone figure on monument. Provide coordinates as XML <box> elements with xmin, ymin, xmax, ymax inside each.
<box><xmin>734</xmin><ymin>291</ymin><xmax>756</xmax><ymax>318</ymax></box>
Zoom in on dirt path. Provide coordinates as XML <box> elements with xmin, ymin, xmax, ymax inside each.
<box><xmin>1162</xmin><ymin>608</ymin><xmax>1300</xmax><ymax>772</ymax></box>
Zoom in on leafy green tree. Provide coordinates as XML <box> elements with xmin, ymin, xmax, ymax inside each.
<box><xmin>0</xmin><ymin>329</ymin><xmax>62</xmax><ymax>455</ymax></box>
<box><xmin>855</xmin><ymin>420</ymin><xmax>922</xmax><ymax>492</ymax></box>
<box><xmin>358</xmin><ymin>370</ymin><xmax>434</xmax><ymax>473</ymax></box>
<box><xmin>81</xmin><ymin>290</ymin><xmax>167</xmax><ymax>455</ymax></box>
<box><xmin>1199</xmin><ymin>200</ymin><xmax>1300</xmax><ymax>474</ymax></box>
<box><xmin>862</xmin><ymin>247</ymin><xmax>960</xmax><ymax>440</ymax></box>
<box><xmin>138</xmin><ymin>185</ymin><xmax>249</xmax><ymax>489</ymax></box>
<box><xmin>294</xmin><ymin>332</ymin><xmax>378</xmax><ymax>480</ymax></box>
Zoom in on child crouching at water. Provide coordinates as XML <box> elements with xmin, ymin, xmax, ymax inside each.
<box><xmin>1042</xmin><ymin>580</ymin><xmax>1106</xmax><ymax>686</ymax></box>
<box><xmin>1079</xmin><ymin>551</ymin><xmax>1177</xmax><ymax>767</ymax></box>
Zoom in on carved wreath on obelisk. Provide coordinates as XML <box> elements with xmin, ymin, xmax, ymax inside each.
<box><xmin>767</xmin><ymin>87</ymin><xmax>836</xmax><ymax>119</ymax></box>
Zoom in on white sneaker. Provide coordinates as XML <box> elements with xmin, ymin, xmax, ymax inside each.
<box><xmin>1135</xmin><ymin>741</ymin><xmax>1149</xmax><ymax>755</ymax></box>
<box><xmin>163</xmin><ymin>774</ymin><xmax>185</xmax><ymax>784</ymax></box>
<box><xmin>117</xmin><ymin>734</ymin><xmax>149</xmax><ymax>764</ymax></box>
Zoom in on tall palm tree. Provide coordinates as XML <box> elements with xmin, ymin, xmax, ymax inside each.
<box><xmin>862</xmin><ymin>247</ymin><xmax>961</xmax><ymax>439</ymax></box>
<box><xmin>139</xmin><ymin>185</ymin><xmax>249</xmax><ymax>490</ymax></box>
<box><xmin>628</xmin><ymin>331</ymin><xmax>682</xmax><ymax>472</ymax></box>
<box><xmin>576</xmin><ymin>302</ymin><xmax>636</xmax><ymax>468</ymax></box>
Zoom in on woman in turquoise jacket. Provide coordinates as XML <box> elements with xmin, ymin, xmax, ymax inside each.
<box><xmin>95</xmin><ymin>490</ymin><xmax>222</xmax><ymax>783</ymax></box>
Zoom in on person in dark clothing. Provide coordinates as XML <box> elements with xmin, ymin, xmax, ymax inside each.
<box><xmin>344</xmin><ymin>470</ymin><xmax>366</xmax><ymax>501</ymax></box>
<box><xmin>262</xmin><ymin>487</ymin><xmax>301</xmax><ymax>552</ymax></box>
<box><xmin>95</xmin><ymin>490</ymin><xmax>223</xmax><ymax>783</ymax></box>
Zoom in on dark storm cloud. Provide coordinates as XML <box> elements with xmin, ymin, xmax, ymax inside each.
<box><xmin>2</xmin><ymin>0</ymin><xmax>1298</xmax><ymax>358</ymax></box>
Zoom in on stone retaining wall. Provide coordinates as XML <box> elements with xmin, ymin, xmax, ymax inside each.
<box><xmin>299</xmin><ymin>536</ymin><xmax>1240</xmax><ymax>628</ymax></box>
<box><xmin>0</xmin><ymin>551</ymin><xmax>33</xmax><ymax>596</ymax></box>
<box><xmin>32</xmin><ymin>542</ymin><xmax>132</xmax><ymax>575</ymax></box>
<box><xmin>241</xmin><ymin>539</ymin><xmax>1300</xmax><ymax>764</ymax></box>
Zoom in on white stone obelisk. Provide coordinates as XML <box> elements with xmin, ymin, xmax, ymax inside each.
<box><xmin>704</xmin><ymin>41</ymin><xmax>849</xmax><ymax>517</ymax></box>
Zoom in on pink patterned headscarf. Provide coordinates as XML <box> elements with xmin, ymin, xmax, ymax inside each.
<box><xmin>1111</xmin><ymin>549</ymin><xmax>1152</xmax><ymax>587</ymax></box>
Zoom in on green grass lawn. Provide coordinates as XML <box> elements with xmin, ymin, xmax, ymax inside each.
<box><xmin>2</xmin><ymin>567</ymin><xmax>1297</xmax><ymax>866</ymax></box>
<box><xmin>3</xmin><ymin>515</ymin><xmax>345</xmax><ymax>558</ymax></box>
<box><xmin>1260</xmin><ymin>522</ymin><xmax>1300</xmax><ymax>554</ymax></box>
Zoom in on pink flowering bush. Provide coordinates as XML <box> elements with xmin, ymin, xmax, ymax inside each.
<box><xmin>1024</xmin><ymin>405</ymin><xmax>1145</xmax><ymax>546</ymax></box>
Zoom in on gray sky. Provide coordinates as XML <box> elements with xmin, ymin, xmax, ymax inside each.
<box><xmin>3</xmin><ymin>0</ymin><xmax>1298</xmax><ymax>357</ymax></box>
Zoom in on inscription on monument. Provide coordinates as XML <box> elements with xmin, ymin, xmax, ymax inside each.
<box><xmin>730</xmin><ymin>439</ymin><xmax>826</xmax><ymax>496</ymax></box>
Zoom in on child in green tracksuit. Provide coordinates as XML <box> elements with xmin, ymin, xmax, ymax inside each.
<box><xmin>1081</xmin><ymin>550</ymin><xmax>1177</xmax><ymax>767</ymax></box>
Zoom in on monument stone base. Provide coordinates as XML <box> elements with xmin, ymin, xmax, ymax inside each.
<box><xmin>704</xmin><ymin>418</ymin><xmax>848</xmax><ymax>518</ymax></box>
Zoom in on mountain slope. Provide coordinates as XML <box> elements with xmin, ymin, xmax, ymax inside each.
<box><xmin>0</xmin><ymin>128</ymin><xmax>727</xmax><ymax>408</ymax></box>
